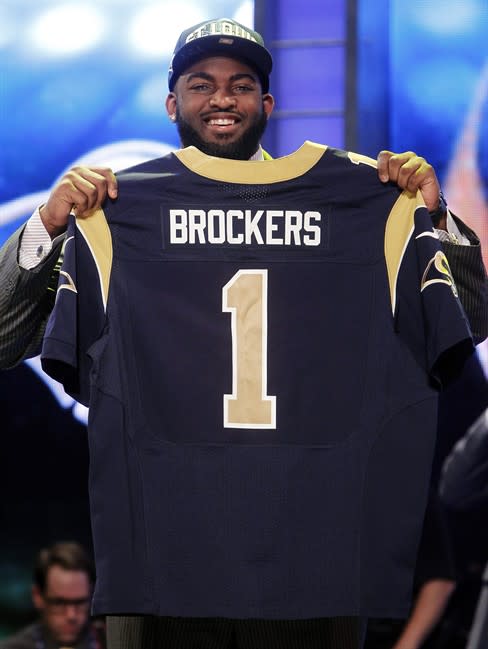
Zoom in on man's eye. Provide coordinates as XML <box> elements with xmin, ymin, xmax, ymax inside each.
<box><xmin>234</xmin><ymin>85</ymin><xmax>253</xmax><ymax>92</ymax></box>
<box><xmin>191</xmin><ymin>84</ymin><xmax>210</xmax><ymax>91</ymax></box>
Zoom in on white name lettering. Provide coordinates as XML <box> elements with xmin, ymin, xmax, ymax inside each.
<box><xmin>169</xmin><ymin>209</ymin><xmax>322</xmax><ymax>246</ymax></box>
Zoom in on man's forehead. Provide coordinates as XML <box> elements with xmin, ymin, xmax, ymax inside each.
<box><xmin>45</xmin><ymin>565</ymin><xmax>90</xmax><ymax>594</ymax></box>
<box><xmin>179</xmin><ymin>56</ymin><xmax>259</xmax><ymax>82</ymax></box>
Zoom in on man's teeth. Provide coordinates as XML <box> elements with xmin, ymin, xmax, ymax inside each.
<box><xmin>209</xmin><ymin>118</ymin><xmax>235</xmax><ymax>125</ymax></box>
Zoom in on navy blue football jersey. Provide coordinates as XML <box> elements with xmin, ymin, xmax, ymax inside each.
<box><xmin>41</xmin><ymin>142</ymin><xmax>473</xmax><ymax>618</ymax></box>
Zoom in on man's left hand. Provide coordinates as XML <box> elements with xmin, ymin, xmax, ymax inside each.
<box><xmin>377</xmin><ymin>151</ymin><xmax>445</xmax><ymax>228</ymax></box>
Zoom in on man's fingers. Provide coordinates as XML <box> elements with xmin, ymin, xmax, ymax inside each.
<box><xmin>377</xmin><ymin>150</ymin><xmax>415</xmax><ymax>180</ymax></box>
<box><xmin>376</xmin><ymin>150</ymin><xmax>394</xmax><ymax>182</ymax></box>
<box><xmin>65</xmin><ymin>167</ymin><xmax>117</xmax><ymax>215</ymax></box>
<box><xmin>71</xmin><ymin>166</ymin><xmax>118</xmax><ymax>201</ymax></box>
<box><xmin>57</xmin><ymin>179</ymin><xmax>93</xmax><ymax>214</ymax></box>
<box><xmin>83</xmin><ymin>166</ymin><xmax>118</xmax><ymax>199</ymax></box>
<box><xmin>40</xmin><ymin>166</ymin><xmax>117</xmax><ymax>235</ymax></box>
<box><xmin>376</xmin><ymin>150</ymin><xmax>441</xmax><ymax>212</ymax></box>
<box><xmin>377</xmin><ymin>151</ymin><xmax>427</xmax><ymax>189</ymax></box>
<box><xmin>405</xmin><ymin>161</ymin><xmax>434</xmax><ymax>193</ymax></box>
<box><xmin>377</xmin><ymin>151</ymin><xmax>417</xmax><ymax>183</ymax></box>
<box><xmin>396</xmin><ymin>157</ymin><xmax>424</xmax><ymax>192</ymax></box>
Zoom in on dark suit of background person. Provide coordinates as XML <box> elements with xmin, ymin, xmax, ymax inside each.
<box><xmin>364</xmin><ymin>350</ymin><xmax>488</xmax><ymax>649</ymax></box>
<box><xmin>440</xmin><ymin>408</ymin><xmax>488</xmax><ymax>649</ymax></box>
<box><xmin>441</xmin><ymin>407</ymin><xmax>488</xmax><ymax>510</ymax></box>
<box><xmin>0</xmin><ymin>18</ymin><xmax>487</xmax><ymax>649</ymax></box>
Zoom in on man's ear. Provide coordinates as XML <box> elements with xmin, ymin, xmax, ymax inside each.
<box><xmin>166</xmin><ymin>93</ymin><xmax>177</xmax><ymax>121</ymax></box>
<box><xmin>262</xmin><ymin>93</ymin><xmax>275</xmax><ymax>119</ymax></box>
<box><xmin>32</xmin><ymin>584</ymin><xmax>44</xmax><ymax>611</ymax></box>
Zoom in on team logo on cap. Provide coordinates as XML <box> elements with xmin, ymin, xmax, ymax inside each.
<box><xmin>185</xmin><ymin>20</ymin><xmax>259</xmax><ymax>44</ymax></box>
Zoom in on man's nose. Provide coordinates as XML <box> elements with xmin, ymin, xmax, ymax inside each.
<box><xmin>64</xmin><ymin>603</ymin><xmax>83</xmax><ymax>619</ymax></box>
<box><xmin>209</xmin><ymin>91</ymin><xmax>237</xmax><ymax>108</ymax></box>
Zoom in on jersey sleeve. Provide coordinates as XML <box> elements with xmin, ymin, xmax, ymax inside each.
<box><xmin>392</xmin><ymin>196</ymin><xmax>474</xmax><ymax>386</ymax></box>
<box><xmin>41</xmin><ymin>212</ymin><xmax>108</xmax><ymax>405</ymax></box>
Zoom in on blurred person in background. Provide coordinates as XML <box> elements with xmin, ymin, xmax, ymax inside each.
<box><xmin>365</xmin><ymin>491</ymin><xmax>456</xmax><ymax>649</ymax></box>
<box><xmin>440</xmin><ymin>407</ymin><xmax>488</xmax><ymax>649</ymax></box>
<box><xmin>0</xmin><ymin>541</ymin><xmax>105</xmax><ymax>649</ymax></box>
<box><xmin>441</xmin><ymin>407</ymin><xmax>488</xmax><ymax>510</ymax></box>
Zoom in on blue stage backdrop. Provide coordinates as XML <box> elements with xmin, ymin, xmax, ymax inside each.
<box><xmin>0</xmin><ymin>0</ymin><xmax>487</xmax><ymax>635</ymax></box>
<box><xmin>391</xmin><ymin>0</ymin><xmax>488</xmax><ymax>368</ymax></box>
<box><xmin>358</xmin><ymin>0</ymin><xmax>488</xmax><ymax>368</ymax></box>
<box><xmin>0</xmin><ymin>0</ymin><xmax>253</xmax><ymax>244</ymax></box>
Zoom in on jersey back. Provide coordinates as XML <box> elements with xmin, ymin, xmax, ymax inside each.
<box><xmin>42</xmin><ymin>142</ymin><xmax>472</xmax><ymax>618</ymax></box>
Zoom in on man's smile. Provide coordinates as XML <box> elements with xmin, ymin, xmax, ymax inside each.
<box><xmin>203</xmin><ymin>112</ymin><xmax>242</xmax><ymax>134</ymax></box>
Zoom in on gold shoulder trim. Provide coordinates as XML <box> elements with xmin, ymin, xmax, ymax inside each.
<box><xmin>384</xmin><ymin>190</ymin><xmax>425</xmax><ymax>313</ymax></box>
<box><xmin>174</xmin><ymin>141</ymin><xmax>327</xmax><ymax>184</ymax></box>
<box><xmin>76</xmin><ymin>208</ymin><xmax>113</xmax><ymax>310</ymax></box>
<box><xmin>347</xmin><ymin>151</ymin><xmax>378</xmax><ymax>168</ymax></box>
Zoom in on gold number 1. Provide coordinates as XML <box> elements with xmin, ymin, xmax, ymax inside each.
<box><xmin>222</xmin><ymin>269</ymin><xmax>276</xmax><ymax>429</ymax></box>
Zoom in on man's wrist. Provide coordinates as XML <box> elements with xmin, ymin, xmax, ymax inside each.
<box><xmin>39</xmin><ymin>204</ymin><xmax>68</xmax><ymax>239</ymax></box>
<box><xmin>428</xmin><ymin>191</ymin><xmax>448</xmax><ymax>229</ymax></box>
<box><xmin>19</xmin><ymin>207</ymin><xmax>65</xmax><ymax>270</ymax></box>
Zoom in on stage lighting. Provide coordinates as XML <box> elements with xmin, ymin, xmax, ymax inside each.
<box><xmin>128</xmin><ymin>3</ymin><xmax>206</xmax><ymax>58</ymax></box>
<box><xmin>29</xmin><ymin>3</ymin><xmax>106</xmax><ymax>56</ymax></box>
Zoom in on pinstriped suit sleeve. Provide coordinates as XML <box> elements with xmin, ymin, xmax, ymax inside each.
<box><xmin>442</xmin><ymin>215</ymin><xmax>488</xmax><ymax>344</ymax></box>
<box><xmin>0</xmin><ymin>225</ymin><xmax>65</xmax><ymax>368</ymax></box>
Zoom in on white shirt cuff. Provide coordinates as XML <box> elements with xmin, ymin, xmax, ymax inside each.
<box><xmin>18</xmin><ymin>207</ymin><xmax>66</xmax><ymax>269</ymax></box>
<box><xmin>435</xmin><ymin>210</ymin><xmax>470</xmax><ymax>245</ymax></box>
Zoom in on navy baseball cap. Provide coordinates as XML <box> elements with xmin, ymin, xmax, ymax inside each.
<box><xmin>168</xmin><ymin>18</ymin><xmax>273</xmax><ymax>92</ymax></box>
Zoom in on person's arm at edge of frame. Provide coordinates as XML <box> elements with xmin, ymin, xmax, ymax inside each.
<box><xmin>440</xmin><ymin>407</ymin><xmax>488</xmax><ymax>510</ymax></box>
<box><xmin>0</xmin><ymin>167</ymin><xmax>118</xmax><ymax>369</ymax></box>
<box><xmin>390</xmin><ymin>578</ymin><xmax>456</xmax><ymax>649</ymax></box>
<box><xmin>377</xmin><ymin>151</ymin><xmax>488</xmax><ymax>344</ymax></box>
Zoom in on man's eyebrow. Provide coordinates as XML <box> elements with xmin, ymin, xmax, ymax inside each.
<box><xmin>186</xmin><ymin>72</ymin><xmax>214</xmax><ymax>84</ymax></box>
<box><xmin>229</xmin><ymin>73</ymin><xmax>258</xmax><ymax>83</ymax></box>
<box><xmin>185</xmin><ymin>72</ymin><xmax>258</xmax><ymax>84</ymax></box>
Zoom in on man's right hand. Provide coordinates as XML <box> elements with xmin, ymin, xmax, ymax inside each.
<box><xmin>40</xmin><ymin>167</ymin><xmax>118</xmax><ymax>238</ymax></box>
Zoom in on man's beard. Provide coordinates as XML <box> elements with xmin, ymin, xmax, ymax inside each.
<box><xmin>175</xmin><ymin>108</ymin><xmax>268</xmax><ymax>160</ymax></box>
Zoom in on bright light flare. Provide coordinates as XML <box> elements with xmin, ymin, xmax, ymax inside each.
<box><xmin>29</xmin><ymin>4</ymin><xmax>106</xmax><ymax>56</ymax></box>
<box><xmin>233</xmin><ymin>0</ymin><xmax>254</xmax><ymax>29</ymax></box>
<box><xmin>0</xmin><ymin>8</ymin><xmax>16</xmax><ymax>49</ymax></box>
<box><xmin>408</xmin><ymin>0</ymin><xmax>482</xmax><ymax>34</ymax></box>
<box><xmin>128</xmin><ymin>4</ymin><xmax>207</xmax><ymax>58</ymax></box>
